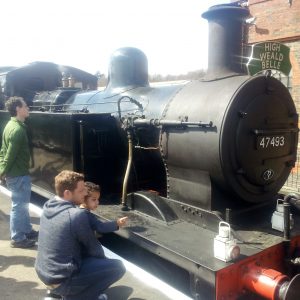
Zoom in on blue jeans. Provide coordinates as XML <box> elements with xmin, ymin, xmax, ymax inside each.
<box><xmin>52</xmin><ymin>257</ymin><xmax>126</xmax><ymax>300</ymax></box>
<box><xmin>6</xmin><ymin>175</ymin><xmax>33</xmax><ymax>242</ymax></box>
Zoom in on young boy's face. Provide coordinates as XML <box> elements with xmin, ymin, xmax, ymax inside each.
<box><xmin>85</xmin><ymin>191</ymin><xmax>100</xmax><ymax>210</ymax></box>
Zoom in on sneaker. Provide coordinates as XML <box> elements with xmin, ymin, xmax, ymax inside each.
<box><xmin>44</xmin><ymin>297</ymin><xmax>62</xmax><ymax>300</ymax></box>
<box><xmin>10</xmin><ymin>238</ymin><xmax>36</xmax><ymax>248</ymax></box>
<box><xmin>26</xmin><ymin>229</ymin><xmax>39</xmax><ymax>240</ymax></box>
<box><xmin>44</xmin><ymin>289</ymin><xmax>62</xmax><ymax>300</ymax></box>
<box><xmin>98</xmin><ymin>294</ymin><xmax>108</xmax><ymax>300</ymax></box>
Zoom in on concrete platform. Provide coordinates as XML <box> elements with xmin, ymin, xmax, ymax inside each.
<box><xmin>0</xmin><ymin>186</ymin><xmax>192</xmax><ymax>300</ymax></box>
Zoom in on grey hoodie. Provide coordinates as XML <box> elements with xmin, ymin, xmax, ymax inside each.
<box><xmin>35</xmin><ymin>196</ymin><xmax>105</xmax><ymax>285</ymax></box>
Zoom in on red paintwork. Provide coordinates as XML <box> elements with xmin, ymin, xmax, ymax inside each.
<box><xmin>215</xmin><ymin>236</ymin><xmax>300</xmax><ymax>299</ymax></box>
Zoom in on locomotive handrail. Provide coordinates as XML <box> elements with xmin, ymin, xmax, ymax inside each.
<box><xmin>30</xmin><ymin>100</ymin><xmax>127</xmax><ymax>108</ymax></box>
<box><xmin>252</xmin><ymin>128</ymin><xmax>299</xmax><ymax>135</ymax></box>
<box><xmin>29</xmin><ymin>98</ymin><xmax>142</xmax><ymax>113</ymax></box>
<box><xmin>133</xmin><ymin>118</ymin><xmax>213</xmax><ymax>128</ymax></box>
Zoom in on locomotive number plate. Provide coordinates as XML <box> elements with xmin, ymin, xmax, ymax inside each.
<box><xmin>257</xmin><ymin>135</ymin><xmax>286</xmax><ymax>149</ymax></box>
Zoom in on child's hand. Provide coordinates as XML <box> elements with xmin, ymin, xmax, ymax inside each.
<box><xmin>117</xmin><ymin>217</ymin><xmax>128</xmax><ymax>227</ymax></box>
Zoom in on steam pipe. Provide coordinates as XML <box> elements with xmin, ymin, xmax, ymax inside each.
<box><xmin>121</xmin><ymin>130</ymin><xmax>133</xmax><ymax>210</ymax></box>
<box><xmin>117</xmin><ymin>96</ymin><xmax>143</xmax><ymax>120</ymax></box>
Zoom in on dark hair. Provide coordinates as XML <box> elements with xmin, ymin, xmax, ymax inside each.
<box><xmin>84</xmin><ymin>181</ymin><xmax>101</xmax><ymax>202</ymax></box>
<box><xmin>85</xmin><ymin>181</ymin><xmax>101</xmax><ymax>194</ymax></box>
<box><xmin>5</xmin><ymin>96</ymin><xmax>25</xmax><ymax>116</ymax></box>
<box><xmin>55</xmin><ymin>170</ymin><xmax>84</xmax><ymax>197</ymax></box>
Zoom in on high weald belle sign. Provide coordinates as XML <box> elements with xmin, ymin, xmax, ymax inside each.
<box><xmin>247</xmin><ymin>42</ymin><xmax>292</xmax><ymax>76</ymax></box>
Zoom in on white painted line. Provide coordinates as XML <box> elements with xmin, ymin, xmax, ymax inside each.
<box><xmin>104</xmin><ymin>247</ymin><xmax>193</xmax><ymax>300</ymax></box>
<box><xmin>0</xmin><ymin>184</ymin><xmax>43</xmax><ymax>216</ymax></box>
<box><xmin>29</xmin><ymin>203</ymin><xmax>43</xmax><ymax>216</ymax></box>
<box><xmin>0</xmin><ymin>184</ymin><xmax>10</xmax><ymax>196</ymax></box>
<box><xmin>0</xmin><ymin>184</ymin><xmax>193</xmax><ymax>300</ymax></box>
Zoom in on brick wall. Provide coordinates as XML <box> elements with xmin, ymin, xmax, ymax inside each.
<box><xmin>248</xmin><ymin>0</ymin><xmax>300</xmax><ymax>112</ymax></box>
<box><xmin>248</xmin><ymin>0</ymin><xmax>300</xmax><ymax>43</ymax></box>
<box><xmin>248</xmin><ymin>0</ymin><xmax>300</xmax><ymax>192</ymax></box>
<box><xmin>285</xmin><ymin>41</ymin><xmax>300</xmax><ymax>192</ymax></box>
<box><xmin>287</xmin><ymin>41</ymin><xmax>300</xmax><ymax>113</ymax></box>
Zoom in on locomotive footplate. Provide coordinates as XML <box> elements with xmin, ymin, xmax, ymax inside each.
<box><xmin>94</xmin><ymin>191</ymin><xmax>300</xmax><ymax>300</ymax></box>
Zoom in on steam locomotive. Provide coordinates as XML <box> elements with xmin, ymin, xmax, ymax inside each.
<box><xmin>1</xmin><ymin>3</ymin><xmax>300</xmax><ymax>300</ymax></box>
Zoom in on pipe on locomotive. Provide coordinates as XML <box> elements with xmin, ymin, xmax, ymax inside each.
<box><xmin>118</xmin><ymin>95</ymin><xmax>144</xmax><ymax>209</ymax></box>
<box><xmin>121</xmin><ymin>129</ymin><xmax>133</xmax><ymax>210</ymax></box>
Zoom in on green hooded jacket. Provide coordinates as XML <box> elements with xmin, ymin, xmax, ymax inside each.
<box><xmin>0</xmin><ymin>117</ymin><xmax>30</xmax><ymax>177</ymax></box>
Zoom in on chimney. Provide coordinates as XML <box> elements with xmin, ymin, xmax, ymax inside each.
<box><xmin>202</xmin><ymin>4</ymin><xmax>249</xmax><ymax>80</ymax></box>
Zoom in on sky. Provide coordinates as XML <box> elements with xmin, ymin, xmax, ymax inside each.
<box><xmin>1</xmin><ymin>0</ymin><xmax>230</xmax><ymax>76</ymax></box>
